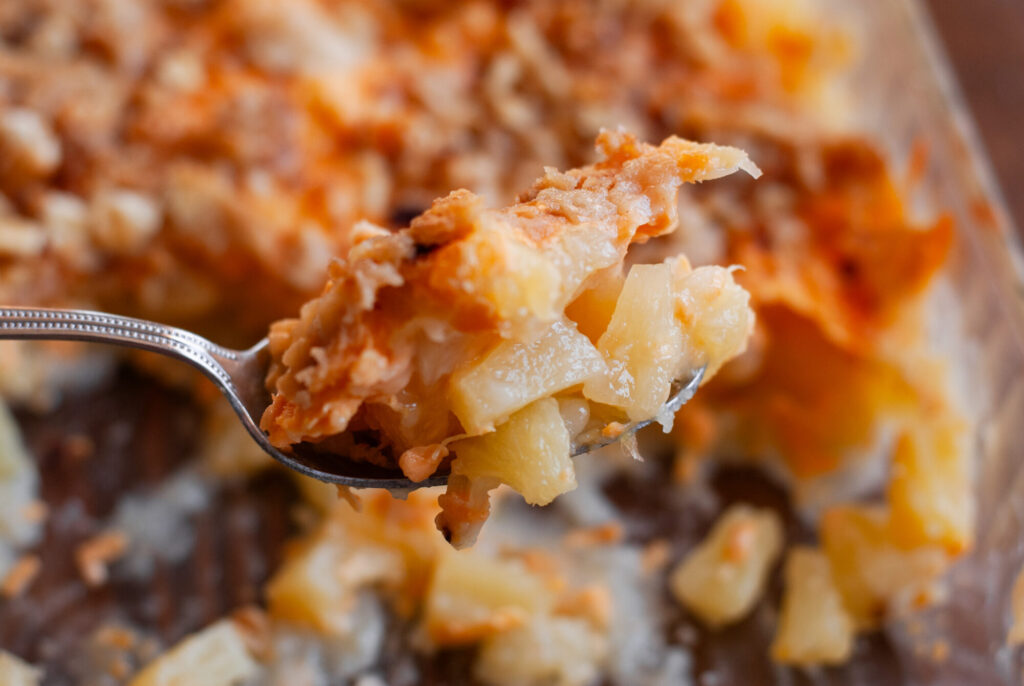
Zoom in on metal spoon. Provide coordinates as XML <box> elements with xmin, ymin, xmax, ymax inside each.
<box><xmin>0</xmin><ymin>306</ymin><xmax>705</xmax><ymax>490</ymax></box>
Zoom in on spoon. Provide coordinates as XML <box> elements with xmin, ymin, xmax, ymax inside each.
<box><xmin>0</xmin><ymin>306</ymin><xmax>705</xmax><ymax>490</ymax></box>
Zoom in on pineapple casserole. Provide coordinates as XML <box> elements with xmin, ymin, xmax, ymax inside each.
<box><xmin>0</xmin><ymin>0</ymin><xmax>980</xmax><ymax>684</ymax></box>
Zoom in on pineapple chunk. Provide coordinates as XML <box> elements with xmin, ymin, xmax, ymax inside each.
<box><xmin>669</xmin><ymin>504</ymin><xmax>783</xmax><ymax>627</ymax></box>
<box><xmin>887</xmin><ymin>415</ymin><xmax>973</xmax><ymax>554</ymax></box>
<box><xmin>564</xmin><ymin>265</ymin><xmax>625</xmax><ymax>343</ymax></box>
<box><xmin>266</xmin><ymin>529</ymin><xmax>350</xmax><ymax>632</ymax></box>
<box><xmin>0</xmin><ymin>651</ymin><xmax>41</xmax><ymax>686</ymax></box>
<box><xmin>771</xmin><ymin>547</ymin><xmax>854</xmax><ymax>666</ymax></box>
<box><xmin>821</xmin><ymin>505</ymin><xmax>948</xmax><ymax>628</ymax></box>
<box><xmin>450</xmin><ymin>319</ymin><xmax>605</xmax><ymax>435</ymax></box>
<box><xmin>451</xmin><ymin>398</ymin><xmax>575</xmax><ymax>506</ymax></box>
<box><xmin>671</xmin><ymin>260</ymin><xmax>754</xmax><ymax>378</ymax></box>
<box><xmin>129</xmin><ymin>620</ymin><xmax>257</xmax><ymax>686</ymax></box>
<box><xmin>474</xmin><ymin>616</ymin><xmax>607</xmax><ymax>686</ymax></box>
<box><xmin>268</xmin><ymin>491</ymin><xmax>442</xmax><ymax>631</ymax></box>
<box><xmin>432</xmin><ymin>223</ymin><xmax>562</xmax><ymax>324</ymax></box>
<box><xmin>424</xmin><ymin>548</ymin><xmax>553</xmax><ymax>646</ymax></box>
<box><xmin>542</xmin><ymin>224</ymin><xmax>624</xmax><ymax>319</ymax></box>
<box><xmin>583</xmin><ymin>263</ymin><xmax>686</xmax><ymax>421</ymax></box>
<box><xmin>266</xmin><ymin>526</ymin><xmax>403</xmax><ymax>635</ymax></box>
<box><xmin>332</xmin><ymin>490</ymin><xmax>443</xmax><ymax>612</ymax></box>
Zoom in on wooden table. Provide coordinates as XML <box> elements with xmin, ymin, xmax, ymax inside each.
<box><xmin>927</xmin><ymin>0</ymin><xmax>1024</xmax><ymax>235</ymax></box>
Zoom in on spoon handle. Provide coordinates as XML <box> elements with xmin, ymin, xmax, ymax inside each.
<box><xmin>0</xmin><ymin>306</ymin><xmax>239</xmax><ymax>390</ymax></box>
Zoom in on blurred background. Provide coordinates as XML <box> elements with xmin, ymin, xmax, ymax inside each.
<box><xmin>928</xmin><ymin>0</ymin><xmax>1024</xmax><ymax>233</ymax></box>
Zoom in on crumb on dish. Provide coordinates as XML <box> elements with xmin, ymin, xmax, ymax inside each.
<box><xmin>0</xmin><ymin>554</ymin><xmax>40</xmax><ymax>599</ymax></box>
<box><xmin>75</xmin><ymin>530</ymin><xmax>129</xmax><ymax>588</ymax></box>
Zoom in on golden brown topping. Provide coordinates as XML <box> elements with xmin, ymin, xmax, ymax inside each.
<box><xmin>0</xmin><ymin>109</ymin><xmax>61</xmax><ymax>179</ymax></box>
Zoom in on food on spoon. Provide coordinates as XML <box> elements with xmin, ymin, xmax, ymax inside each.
<box><xmin>261</xmin><ymin>131</ymin><xmax>758</xmax><ymax>545</ymax></box>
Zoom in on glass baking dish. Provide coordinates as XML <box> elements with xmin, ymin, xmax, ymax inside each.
<box><xmin>2</xmin><ymin>1</ymin><xmax>1023</xmax><ymax>684</ymax></box>
<box><xmin>853</xmin><ymin>1</ymin><xmax>1024</xmax><ymax>684</ymax></box>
